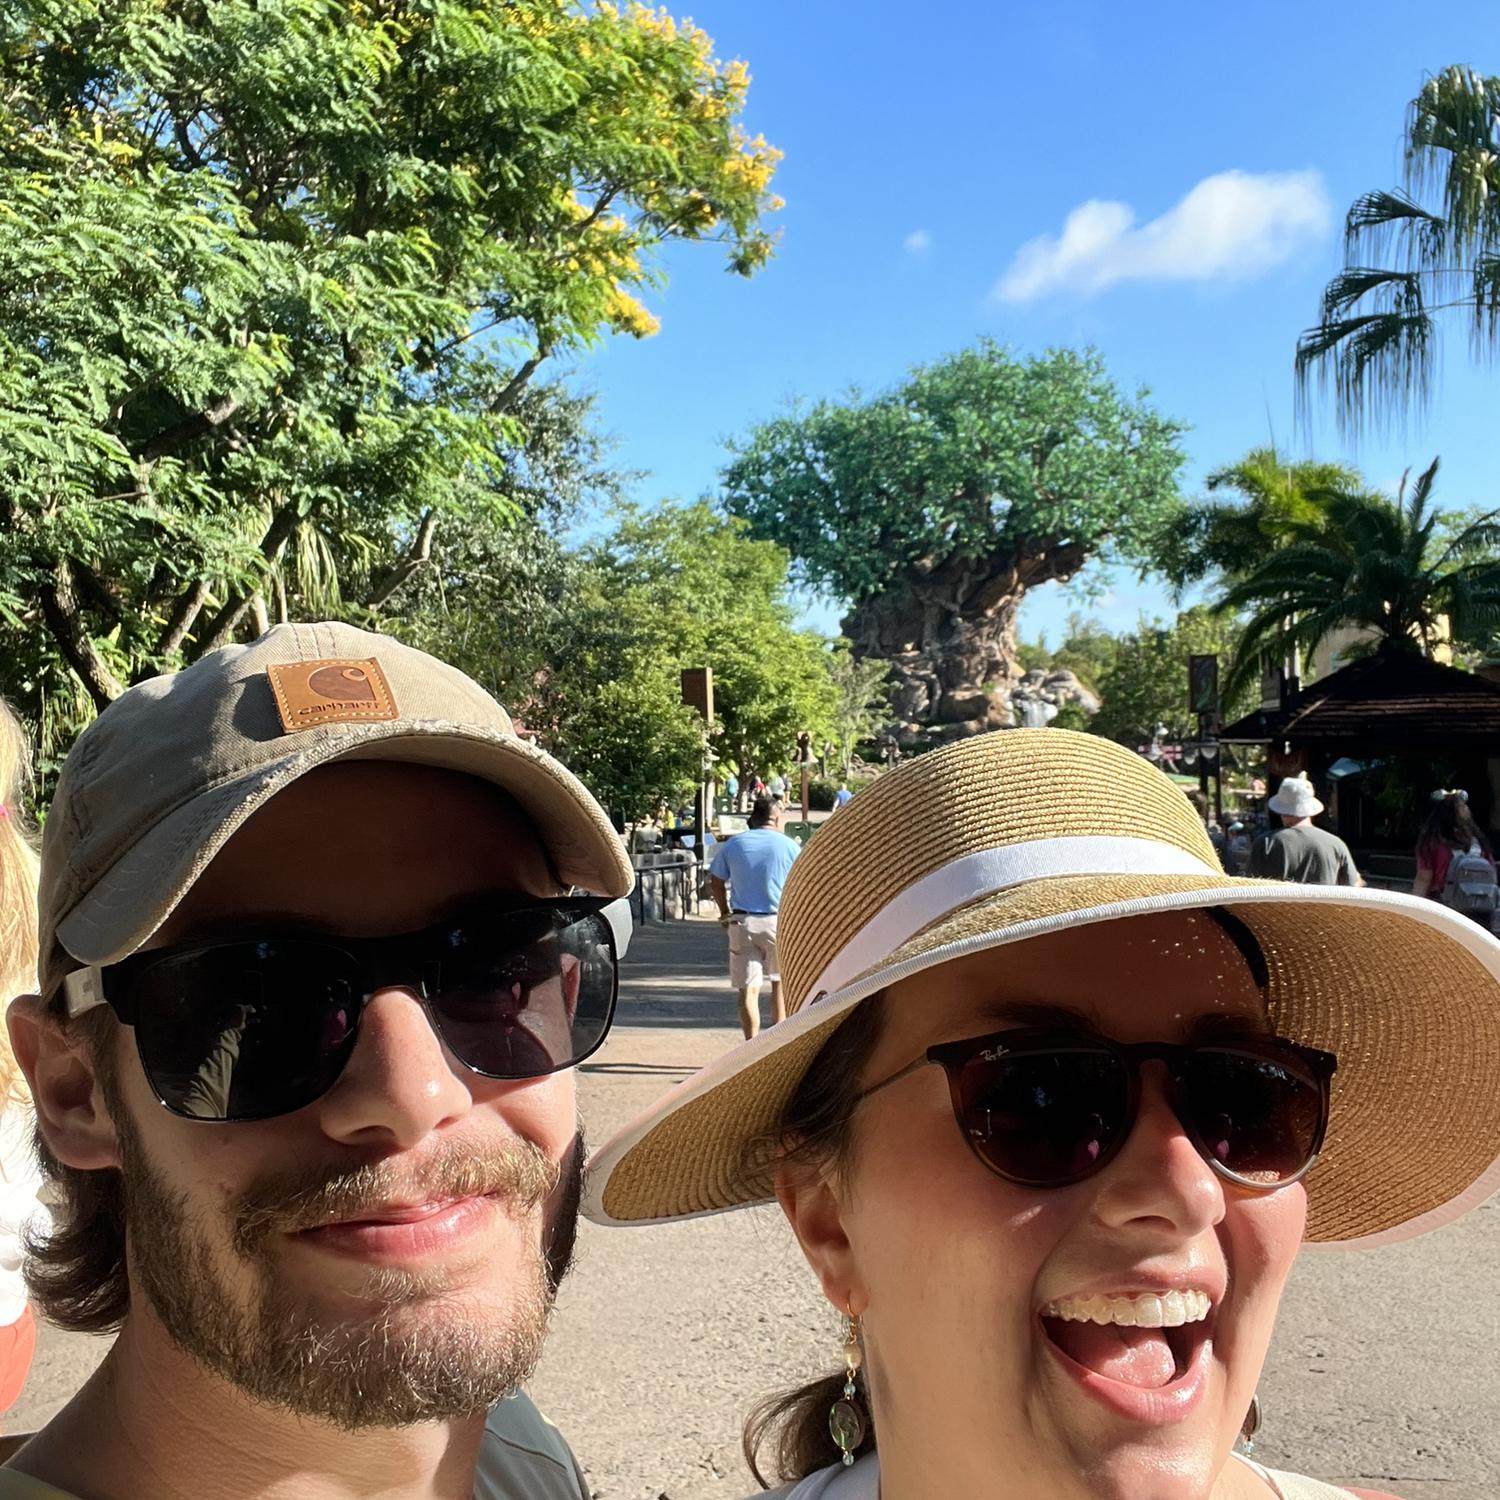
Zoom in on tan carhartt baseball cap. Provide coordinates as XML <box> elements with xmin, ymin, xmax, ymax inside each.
<box><xmin>37</xmin><ymin>621</ymin><xmax>633</xmax><ymax>1001</ymax></box>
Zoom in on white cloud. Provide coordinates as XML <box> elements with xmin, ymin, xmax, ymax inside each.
<box><xmin>903</xmin><ymin>229</ymin><xmax>932</xmax><ymax>254</ymax></box>
<box><xmin>993</xmin><ymin>169</ymin><xmax>1330</xmax><ymax>302</ymax></box>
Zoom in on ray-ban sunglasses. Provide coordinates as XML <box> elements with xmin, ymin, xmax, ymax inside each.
<box><xmin>857</xmin><ymin>1026</ymin><xmax>1337</xmax><ymax>1190</ymax></box>
<box><xmin>62</xmin><ymin>896</ymin><xmax>632</xmax><ymax>1122</ymax></box>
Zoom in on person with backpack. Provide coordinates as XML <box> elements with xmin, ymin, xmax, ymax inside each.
<box><xmin>1413</xmin><ymin>789</ymin><xmax>1500</xmax><ymax>929</ymax></box>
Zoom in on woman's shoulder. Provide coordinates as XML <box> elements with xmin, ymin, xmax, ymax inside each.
<box><xmin>754</xmin><ymin>1455</ymin><xmax>878</xmax><ymax>1500</ymax></box>
<box><xmin>1248</xmin><ymin>1457</ymin><xmax>1404</xmax><ymax>1500</ymax></box>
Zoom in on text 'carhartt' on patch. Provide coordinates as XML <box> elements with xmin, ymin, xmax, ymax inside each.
<box><xmin>266</xmin><ymin>658</ymin><xmax>399</xmax><ymax>732</ymax></box>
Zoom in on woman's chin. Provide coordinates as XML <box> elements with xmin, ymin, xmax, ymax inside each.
<box><xmin>1071</xmin><ymin>1441</ymin><xmax>1225</xmax><ymax>1500</ymax></box>
<box><xmin>1035</xmin><ymin>1346</ymin><xmax>1232</xmax><ymax>1500</ymax></box>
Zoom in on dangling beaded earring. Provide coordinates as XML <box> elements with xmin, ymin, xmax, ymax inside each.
<box><xmin>1237</xmin><ymin>1393</ymin><xmax>1263</xmax><ymax>1457</ymax></box>
<box><xmin>828</xmin><ymin>1311</ymin><xmax>868</xmax><ymax>1467</ymax></box>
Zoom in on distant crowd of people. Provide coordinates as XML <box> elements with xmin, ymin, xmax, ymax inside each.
<box><xmin>1184</xmin><ymin>776</ymin><xmax>1497</xmax><ymax>927</ymax></box>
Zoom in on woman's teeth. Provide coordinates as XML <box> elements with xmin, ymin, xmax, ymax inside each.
<box><xmin>1041</xmin><ymin>1289</ymin><xmax>1212</xmax><ymax>1328</ymax></box>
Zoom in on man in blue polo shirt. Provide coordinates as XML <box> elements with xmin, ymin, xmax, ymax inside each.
<box><xmin>708</xmin><ymin>796</ymin><xmax>801</xmax><ymax>1038</ymax></box>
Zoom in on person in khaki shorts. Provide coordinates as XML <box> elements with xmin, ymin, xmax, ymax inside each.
<box><xmin>1</xmin><ymin>623</ymin><xmax>633</xmax><ymax>1500</ymax></box>
<box><xmin>710</xmin><ymin>797</ymin><xmax>801</xmax><ymax>1038</ymax></box>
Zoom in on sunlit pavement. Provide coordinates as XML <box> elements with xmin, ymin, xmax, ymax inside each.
<box><xmin>13</xmin><ymin>912</ymin><xmax>1496</xmax><ymax>1499</ymax></box>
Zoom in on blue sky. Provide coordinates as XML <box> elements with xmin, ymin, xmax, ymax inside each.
<box><xmin>568</xmin><ymin>1</ymin><xmax>1500</xmax><ymax>645</ymax></box>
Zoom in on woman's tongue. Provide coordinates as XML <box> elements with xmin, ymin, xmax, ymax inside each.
<box><xmin>1047</xmin><ymin>1320</ymin><xmax>1177</xmax><ymax>1388</ymax></box>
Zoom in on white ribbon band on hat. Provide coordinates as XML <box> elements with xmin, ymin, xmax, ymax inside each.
<box><xmin>807</xmin><ymin>835</ymin><xmax>1219</xmax><ymax>1002</ymax></box>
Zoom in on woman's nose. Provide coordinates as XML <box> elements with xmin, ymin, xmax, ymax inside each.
<box><xmin>1092</xmin><ymin>1065</ymin><xmax>1226</xmax><ymax>1236</ymax></box>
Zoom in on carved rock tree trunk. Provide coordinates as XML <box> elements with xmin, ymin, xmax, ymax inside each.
<box><xmin>843</xmin><ymin>543</ymin><xmax>1085</xmax><ymax>744</ymax></box>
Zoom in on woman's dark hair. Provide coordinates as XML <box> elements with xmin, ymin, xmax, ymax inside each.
<box><xmin>1419</xmin><ymin>792</ymin><xmax>1490</xmax><ymax>860</ymax></box>
<box><xmin>742</xmin><ymin>994</ymin><xmax>887</xmax><ymax>1488</ymax></box>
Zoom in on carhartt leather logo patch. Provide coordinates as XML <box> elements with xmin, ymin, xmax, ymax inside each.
<box><xmin>267</xmin><ymin>658</ymin><xmax>399</xmax><ymax>732</ymax></box>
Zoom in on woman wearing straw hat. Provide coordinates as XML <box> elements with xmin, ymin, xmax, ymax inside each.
<box><xmin>587</xmin><ymin>730</ymin><xmax>1500</xmax><ymax>1500</ymax></box>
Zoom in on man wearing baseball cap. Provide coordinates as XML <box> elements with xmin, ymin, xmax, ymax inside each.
<box><xmin>2</xmin><ymin>623</ymin><xmax>634</xmax><ymax>1499</ymax></box>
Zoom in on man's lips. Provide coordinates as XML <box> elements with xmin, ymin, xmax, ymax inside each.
<box><xmin>293</xmin><ymin>1194</ymin><xmax>504</xmax><ymax>1263</ymax></box>
<box><xmin>315</xmin><ymin>1197</ymin><xmax>484</xmax><ymax>1229</ymax></box>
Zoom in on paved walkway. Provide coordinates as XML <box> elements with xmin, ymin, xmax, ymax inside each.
<box><xmin>12</xmin><ymin>913</ymin><xmax>1498</xmax><ymax>1498</ymax></box>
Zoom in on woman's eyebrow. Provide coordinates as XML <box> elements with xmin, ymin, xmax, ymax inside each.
<box><xmin>973</xmin><ymin>999</ymin><xmax>1102</xmax><ymax>1030</ymax></box>
<box><xmin>1184</xmin><ymin>1011</ymin><xmax>1276</xmax><ymax>1042</ymax></box>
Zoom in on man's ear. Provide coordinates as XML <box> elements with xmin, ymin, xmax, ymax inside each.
<box><xmin>774</xmin><ymin>1156</ymin><xmax>865</xmax><ymax>1318</ymax></box>
<box><xmin>8</xmin><ymin>995</ymin><xmax>121</xmax><ymax>1171</ymax></box>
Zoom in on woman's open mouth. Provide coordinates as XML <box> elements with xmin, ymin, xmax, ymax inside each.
<box><xmin>1038</xmin><ymin>1290</ymin><xmax>1216</xmax><ymax>1423</ymax></box>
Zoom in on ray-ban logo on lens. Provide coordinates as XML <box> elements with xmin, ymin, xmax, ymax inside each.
<box><xmin>267</xmin><ymin>657</ymin><xmax>399</xmax><ymax>732</ymax></box>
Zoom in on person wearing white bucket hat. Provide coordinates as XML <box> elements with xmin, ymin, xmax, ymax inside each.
<box><xmin>587</xmin><ymin>730</ymin><xmax>1500</xmax><ymax>1500</ymax></box>
<box><xmin>1250</xmin><ymin>775</ymin><xmax>1362</xmax><ymax>888</ymax></box>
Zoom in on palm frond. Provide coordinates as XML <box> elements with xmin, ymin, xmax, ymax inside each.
<box><xmin>1404</xmin><ymin>66</ymin><xmax>1500</xmax><ymax>252</ymax></box>
<box><xmin>1344</xmin><ymin>189</ymin><xmax>1449</xmax><ymax>267</ymax></box>
<box><xmin>1295</xmin><ymin>310</ymin><xmax>1437</xmax><ymax>434</ymax></box>
<box><xmin>1433</xmin><ymin>509</ymin><xmax>1500</xmax><ymax>566</ymax></box>
<box><xmin>1471</xmin><ymin>255</ymin><xmax>1500</xmax><ymax>347</ymax></box>
<box><xmin>1400</xmin><ymin>456</ymin><xmax>1442</xmax><ymax>530</ymax></box>
<box><xmin>1317</xmin><ymin>266</ymin><xmax>1427</xmax><ymax>324</ymax></box>
<box><xmin>1222</xmin><ymin>601</ymin><xmax>1299</xmax><ymax>701</ymax></box>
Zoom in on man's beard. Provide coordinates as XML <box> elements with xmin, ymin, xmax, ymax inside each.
<box><xmin>114</xmin><ymin>1106</ymin><xmax>583</xmax><ymax>1430</ymax></box>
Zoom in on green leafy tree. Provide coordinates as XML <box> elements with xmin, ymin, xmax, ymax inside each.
<box><xmin>1296</xmin><ymin>65</ymin><xmax>1500</xmax><ymax>429</ymax></box>
<box><xmin>1216</xmin><ymin>458</ymin><xmax>1500</xmax><ymax>698</ymax></box>
<box><xmin>406</xmin><ymin>499</ymin><xmax>842</xmax><ymax>821</ymax></box>
<box><xmin>721</xmin><ymin>341</ymin><xmax>1184</xmax><ymax>738</ymax></box>
<box><xmin>0</xmin><ymin>0</ymin><xmax>781</xmax><ymax>754</ymax></box>
<box><xmin>588</xmin><ymin>503</ymin><xmax>837</xmax><ymax>792</ymax></box>
<box><xmin>826</xmin><ymin>641</ymin><xmax>891</xmax><ymax>777</ymax></box>
<box><xmin>1091</xmin><ymin>607</ymin><xmax>1250</xmax><ymax>746</ymax></box>
<box><xmin>1047</xmin><ymin>613</ymin><xmax>1120</xmax><ymax>696</ymax></box>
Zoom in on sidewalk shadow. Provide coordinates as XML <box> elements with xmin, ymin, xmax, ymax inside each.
<box><xmin>610</xmin><ymin>988</ymin><xmax>737</xmax><ymax>1029</ymax></box>
<box><xmin>612</xmin><ymin>919</ymin><xmax>740</xmax><ymax>1029</ymax></box>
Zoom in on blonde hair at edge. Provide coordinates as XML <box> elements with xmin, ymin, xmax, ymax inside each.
<box><xmin>0</xmin><ymin>699</ymin><xmax>40</xmax><ymax>1102</ymax></box>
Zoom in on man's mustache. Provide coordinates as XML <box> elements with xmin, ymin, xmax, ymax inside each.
<box><xmin>231</xmin><ymin>1139</ymin><xmax>561</xmax><ymax>1258</ymax></box>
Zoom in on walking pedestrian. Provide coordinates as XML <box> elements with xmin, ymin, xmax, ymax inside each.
<box><xmin>0</xmin><ymin>701</ymin><xmax>47</xmax><ymax>1421</ymax></box>
<box><xmin>1226</xmin><ymin>820</ymin><xmax>1253</xmax><ymax>876</ymax></box>
<box><xmin>2</xmin><ymin>623</ymin><xmax>633</xmax><ymax>1499</ymax></box>
<box><xmin>589</xmin><ymin>729</ymin><xmax>1500</xmax><ymax>1500</ymax></box>
<box><xmin>1249</xmin><ymin>775</ymin><xmax>1363</xmax><ymax>886</ymax></box>
<box><xmin>1412</xmin><ymin>789</ymin><xmax>1499</xmax><ymax>929</ymax></box>
<box><xmin>709</xmin><ymin>796</ymin><xmax>800</xmax><ymax>1039</ymax></box>
<box><xmin>832</xmin><ymin>783</ymin><xmax>853</xmax><ymax>810</ymax></box>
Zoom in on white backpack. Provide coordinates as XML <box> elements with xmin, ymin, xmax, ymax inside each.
<box><xmin>1441</xmin><ymin>840</ymin><xmax>1500</xmax><ymax>916</ymax></box>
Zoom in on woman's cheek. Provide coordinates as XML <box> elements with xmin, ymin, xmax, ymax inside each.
<box><xmin>1222</xmin><ymin>1183</ymin><xmax>1307</xmax><ymax>1353</ymax></box>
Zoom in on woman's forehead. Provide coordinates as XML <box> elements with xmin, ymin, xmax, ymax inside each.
<box><xmin>884</xmin><ymin>910</ymin><xmax>1268</xmax><ymax>1046</ymax></box>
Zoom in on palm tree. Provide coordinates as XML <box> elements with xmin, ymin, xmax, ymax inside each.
<box><xmin>1217</xmin><ymin>458</ymin><xmax>1500</xmax><ymax>698</ymax></box>
<box><xmin>1191</xmin><ymin>448</ymin><xmax>1361</xmax><ymax>580</ymax></box>
<box><xmin>1297</xmin><ymin>65</ymin><xmax>1500</xmax><ymax>430</ymax></box>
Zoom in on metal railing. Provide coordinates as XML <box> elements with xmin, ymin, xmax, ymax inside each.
<box><xmin>629</xmin><ymin>851</ymin><xmax>700</xmax><ymax>926</ymax></box>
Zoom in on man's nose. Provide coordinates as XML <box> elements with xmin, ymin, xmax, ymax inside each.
<box><xmin>314</xmin><ymin>986</ymin><xmax>472</xmax><ymax>1149</ymax></box>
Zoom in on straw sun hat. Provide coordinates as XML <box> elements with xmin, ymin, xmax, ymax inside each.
<box><xmin>585</xmin><ymin>730</ymin><xmax>1500</xmax><ymax>1248</ymax></box>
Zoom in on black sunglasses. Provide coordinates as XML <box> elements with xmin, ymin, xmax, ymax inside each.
<box><xmin>858</xmin><ymin>1026</ymin><xmax>1336</xmax><ymax>1191</ymax></box>
<box><xmin>62</xmin><ymin>897</ymin><xmax>630</xmax><ymax>1122</ymax></box>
